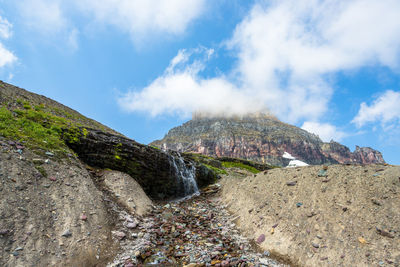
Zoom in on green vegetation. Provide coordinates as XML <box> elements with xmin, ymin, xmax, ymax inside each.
<box><xmin>0</xmin><ymin>104</ymin><xmax>82</xmax><ymax>153</ymax></box>
<box><xmin>221</xmin><ymin>161</ymin><xmax>260</xmax><ymax>174</ymax></box>
<box><xmin>186</xmin><ymin>153</ymin><xmax>213</xmax><ymax>161</ymax></box>
<box><xmin>203</xmin><ymin>164</ymin><xmax>227</xmax><ymax>175</ymax></box>
<box><xmin>114</xmin><ymin>143</ymin><xmax>123</xmax><ymax>160</ymax></box>
<box><xmin>34</xmin><ymin>165</ymin><xmax>48</xmax><ymax>177</ymax></box>
<box><xmin>150</xmin><ymin>145</ymin><xmax>160</xmax><ymax>150</ymax></box>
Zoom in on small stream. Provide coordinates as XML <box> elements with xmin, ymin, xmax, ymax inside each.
<box><xmin>107</xmin><ymin>189</ymin><xmax>287</xmax><ymax>267</ymax></box>
<box><xmin>106</xmin><ymin>153</ymin><xmax>286</xmax><ymax>266</ymax></box>
<box><xmin>168</xmin><ymin>152</ymin><xmax>199</xmax><ymax>198</ymax></box>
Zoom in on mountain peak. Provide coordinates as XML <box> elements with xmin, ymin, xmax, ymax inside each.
<box><xmin>152</xmin><ymin>116</ymin><xmax>384</xmax><ymax>166</ymax></box>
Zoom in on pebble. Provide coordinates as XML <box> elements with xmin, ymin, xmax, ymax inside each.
<box><xmin>256</xmin><ymin>234</ymin><xmax>266</xmax><ymax>244</ymax></box>
<box><xmin>126</xmin><ymin>222</ymin><xmax>137</xmax><ymax>229</ymax></box>
<box><xmin>113</xmin><ymin>231</ymin><xmax>126</xmax><ymax>240</ymax></box>
<box><xmin>312</xmin><ymin>242</ymin><xmax>320</xmax><ymax>248</ymax></box>
<box><xmin>0</xmin><ymin>229</ymin><xmax>9</xmax><ymax>235</ymax></box>
<box><xmin>61</xmin><ymin>229</ymin><xmax>72</xmax><ymax>238</ymax></box>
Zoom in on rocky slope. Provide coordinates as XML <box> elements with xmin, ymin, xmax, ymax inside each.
<box><xmin>0</xmin><ymin>81</ymin><xmax>217</xmax><ymax>266</ymax></box>
<box><xmin>220</xmin><ymin>164</ymin><xmax>400</xmax><ymax>267</ymax></box>
<box><xmin>151</xmin><ymin>115</ymin><xmax>385</xmax><ymax>166</ymax></box>
<box><xmin>64</xmin><ymin>127</ymin><xmax>217</xmax><ymax>199</ymax></box>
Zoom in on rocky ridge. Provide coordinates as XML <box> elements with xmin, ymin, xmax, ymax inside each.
<box><xmin>151</xmin><ymin>115</ymin><xmax>385</xmax><ymax>166</ymax></box>
<box><xmin>63</xmin><ymin>127</ymin><xmax>217</xmax><ymax>200</ymax></box>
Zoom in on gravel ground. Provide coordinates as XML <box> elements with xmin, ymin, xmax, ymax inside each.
<box><xmin>108</xmin><ymin>185</ymin><xmax>287</xmax><ymax>267</ymax></box>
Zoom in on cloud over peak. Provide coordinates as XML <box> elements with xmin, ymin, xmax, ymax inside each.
<box><xmin>118</xmin><ymin>48</ymin><xmax>267</xmax><ymax>117</ymax></box>
<box><xmin>120</xmin><ymin>0</ymin><xmax>400</xmax><ymax>123</ymax></box>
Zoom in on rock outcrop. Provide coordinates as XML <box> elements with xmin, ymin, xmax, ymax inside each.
<box><xmin>151</xmin><ymin>115</ymin><xmax>385</xmax><ymax>166</ymax></box>
<box><xmin>63</xmin><ymin>128</ymin><xmax>217</xmax><ymax>200</ymax></box>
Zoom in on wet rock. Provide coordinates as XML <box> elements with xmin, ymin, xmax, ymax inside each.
<box><xmin>63</xmin><ymin>128</ymin><xmax>215</xmax><ymax>200</ymax></box>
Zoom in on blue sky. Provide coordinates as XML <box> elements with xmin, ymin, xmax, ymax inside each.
<box><xmin>0</xmin><ymin>0</ymin><xmax>399</xmax><ymax>164</ymax></box>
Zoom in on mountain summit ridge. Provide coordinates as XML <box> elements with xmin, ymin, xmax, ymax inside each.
<box><xmin>151</xmin><ymin>115</ymin><xmax>385</xmax><ymax>166</ymax></box>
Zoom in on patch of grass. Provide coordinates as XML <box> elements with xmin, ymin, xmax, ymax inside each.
<box><xmin>23</xmin><ymin>102</ymin><xmax>32</xmax><ymax>109</ymax></box>
<box><xmin>204</xmin><ymin>164</ymin><xmax>227</xmax><ymax>175</ymax></box>
<box><xmin>0</xmin><ymin>105</ymin><xmax>81</xmax><ymax>153</ymax></box>
<box><xmin>221</xmin><ymin>161</ymin><xmax>260</xmax><ymax>174</ymax></box>
<box><xmin>187</xmin><ymin>153</ymin><xmax>213</xmax><ymax>160</ymax></box>
<box><xmin>35</xmin><ymin>165</ymin><xmax>48</xmax><ymax>178</ymax></box>
<box><xmin>150</xmin><ymin>145</ymin><xmax>160</xmax><ymax>150</ymax></box>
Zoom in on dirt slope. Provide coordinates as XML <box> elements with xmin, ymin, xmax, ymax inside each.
<box><xmin>220</xmin><ymin>164</ymin><xmax>400</xmax><ymax>266</ymax></box>
<box><xmin>0</xmin><ymin>139</ymin><xmax>116</xmax><ymax>266</ymax></box>
<box><xmin>0</xmin><ymin>140</ymin><xmax>154</xmax><ymax>266</ymax></box>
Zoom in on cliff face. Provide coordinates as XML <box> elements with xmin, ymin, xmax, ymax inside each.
<box><xmin>151</xmin><ymin>115</ymin><xmax>385</xmax><ymax>166</ymax></box>
<box><xmin>63</xmin><ymin>128</ymin><xmax>217</xmax><ymax>200</ymax></box>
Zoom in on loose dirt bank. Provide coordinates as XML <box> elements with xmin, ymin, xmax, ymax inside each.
<box><xmin>220</xmin><ymin>164</ymin><xmax>400</xmax><ymax>266</ymax></box>
<box><xmin>0</xmin><ymin>140</ymin><xmax>153</xmax><ymax>267</ymax></box>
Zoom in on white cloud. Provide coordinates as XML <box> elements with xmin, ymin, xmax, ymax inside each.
<box><xmin>118</xmin><ymin>48</ymin><xmax>266</xmax><ymax>117</ymax></box>
<box><xmin>67</xmin><ymin>28</ymin><xmax>79</xmax><ymax>51</ymax></box>
<box><xmin>0</xmin><ymin>16</ymin><xmax>17</xmax><ymax>68</ymax></box>
<box><xmin>0</xmin><ymin>17</ymin><xmax>12</xmax><ymax>39</ymax></box>
<box><xmin>17</xmin><ymin>0</ymin><xmax>66</xmax><ymax>33</ymax></box>
<box><xmin>15</xmin><ymin>0</ymin><xmax>206</xmax><ymax>44</ymax></box>
<box><xmin>122</xmin><ymin>0</ymin><xmax>400</xmax><ymax>122</ymax></box>
<box><xmin>228</xmin><ymin>0</ymin><xmax>400</xmax><ymax>122</ymax></box>
<box><xmin>74</xmin><ymin>0</ymin><xmax>206</xmax><ymax>38</ymax></box>
<box><xmin>352</xmin><ymin>90</ymin><xmax>400</xmax><ymax>127</ymax></box>
<box><xmin>301</xmin><ymin>121</ymin><xmax>346</xmax><ymax>142</ymax></box>
<box><xmin>0</xmin><ymin>43</ymin><xmax>17</xmax><ymax>68</ymax></box>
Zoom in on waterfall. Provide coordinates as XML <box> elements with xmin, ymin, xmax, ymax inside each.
<box><xmin>168</xmin><ymin>152</ymin><xmax>199</xmax><ymax>197</ymax></box>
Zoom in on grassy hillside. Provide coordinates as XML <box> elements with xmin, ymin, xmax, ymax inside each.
<box><xmin>0</xmin><ymin>81</ymin><xmax>121</xmax><ymax>155</ymax></box>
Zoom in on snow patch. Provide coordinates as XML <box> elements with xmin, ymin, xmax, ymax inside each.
<box><xmin>282</xmin><ymin>152</ymin><xmax>295</xmax><ymax>160</ymax></box>
<box><xmin>287</xmin><ymin>160</ymin><xmax>309</xmax><ymax>168</ymax></box>
<box><xmin>283</xmin><ymin>151</ymin><xmax>309</xmax><ymax>167</ymax></box>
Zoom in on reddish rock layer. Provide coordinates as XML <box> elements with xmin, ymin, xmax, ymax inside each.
<box><xmin>151</xmin><ymin>116</ymin><xmax>385</xmax><ymax>166</ymax></box>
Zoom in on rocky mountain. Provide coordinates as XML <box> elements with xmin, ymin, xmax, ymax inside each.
<box><xmin>151</xmin><ymin>114</ymin><xmax>385</xmax><ymax>166</ymax></box>
<box><xmin>0</xmin><ymin>81</ymin><xmax>217</xmax><ymax>266</ymax></box>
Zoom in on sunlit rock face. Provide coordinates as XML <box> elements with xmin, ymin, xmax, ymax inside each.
<box><xmin>151</xmin><ymin>114</ymin><xmax>385</xmax><ymax>167</ymax></box>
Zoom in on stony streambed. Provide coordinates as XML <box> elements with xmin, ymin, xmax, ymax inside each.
<box><xmin>107</xmin><ymin>185</ymin><xmax>287</xmax><ymax>267</ymax></box>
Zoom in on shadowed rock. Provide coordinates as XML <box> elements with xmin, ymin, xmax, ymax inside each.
<box><xmin>63</xmin><ymin>128</ymin><xmax>217</xmax><ymax>200</ymax></box>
